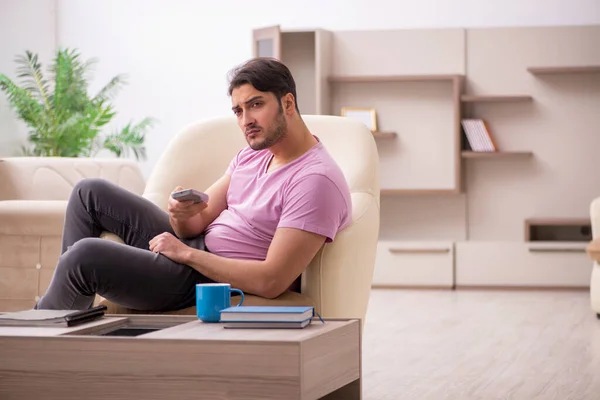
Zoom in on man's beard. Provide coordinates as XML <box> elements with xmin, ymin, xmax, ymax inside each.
<box><xmin>248</xmin><ymin>110</ymin><xmax>287</xmax><ymax>151</ymax></box>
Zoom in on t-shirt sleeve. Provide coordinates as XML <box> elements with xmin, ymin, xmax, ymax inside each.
<box><xmin>278</xmin><ymin>174</ymin><xmax>348</xmax><ymax>242</ymax></box>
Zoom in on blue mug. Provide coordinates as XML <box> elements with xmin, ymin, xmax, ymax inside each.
<box><xmin>196</xmin><ymin>283</ymin><xmax>244</xmax><ymax>322</ymax></box>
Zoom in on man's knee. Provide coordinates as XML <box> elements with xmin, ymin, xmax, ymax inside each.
<box><xmin>58</xmin><ymin>238</ymin><xmax>108</xmax><ymax>275</ymax></box>
<box><xmin>70</xmin><ymin>178</ymin><xmax>121</xmax><ymax>210</ymax></box>
<box><xmin>73</xmin><ymin>177</ymin><xmax>113</xmax><ymax>197</ymax></box>
<box><xmin>52</xmin><ymin>238</ymin><xmax>110</xmax><ymax>297</ymax></box>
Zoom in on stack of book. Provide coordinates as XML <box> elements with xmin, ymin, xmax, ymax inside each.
<box><xmin>219</xmin><ymin>306</ymin><xmax>314</xmax><ymax>329</ymax></box>
<box><xmin>461</xmin><ymin>119</ymin><xmax>497</xmax><ymax>152</ymax></box>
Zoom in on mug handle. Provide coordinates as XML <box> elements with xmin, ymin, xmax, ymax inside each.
<box><xmin>231</xmin><ymin>288</ymin><xmax>244</xmax><ymax>306</ymax></box>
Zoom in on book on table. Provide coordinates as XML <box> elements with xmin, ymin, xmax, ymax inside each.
<box><xmin>0</xmin><ymin>305</ymin><xmax>107</xmax><ymax>327</ymax></box>
<box><xmin>219</xmin><ymin>306</ymin><xmax>314</xmax><ymax>329</ymax></box>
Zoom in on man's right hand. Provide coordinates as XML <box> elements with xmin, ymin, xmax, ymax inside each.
<box><xmin>167</xmin><ymin>174</ymin><xmax>230</xmax><ymax>239</ymax></box>
<box><xmin>167</xmin><ymin>186</ymin><xmax>208</xmax><ymax>222</ymax></box>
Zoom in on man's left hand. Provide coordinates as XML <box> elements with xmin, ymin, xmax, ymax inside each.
<box><xmin>149</xmin><ymin>232</ymin><xmax>190</xmax><ymax>264</ymax></box>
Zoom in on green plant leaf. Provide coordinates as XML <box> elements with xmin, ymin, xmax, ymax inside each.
<box><xmin>103</xmin><ymin>117</ymin><xmax>156</xmax><ymax>161</ymax></box>
<box><xmin>93</xmin><ymin>74</ymin><xmax>128</xmax><ymax>102</ymax></box>
<box><xmin>14</xmin><ymin>51</ymin><xmax>54</xmax><ymax>119</ymax></box>
<box><xmin>0</xmin><ymin>74</ymin><xmax>46</xmax><ymax>129</ymax></box>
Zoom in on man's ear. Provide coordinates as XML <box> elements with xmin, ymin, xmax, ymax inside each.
<box><xmin>283</xmin><ymin>93</ymin><xmax>295</xmax><ymax>114</ymax></box>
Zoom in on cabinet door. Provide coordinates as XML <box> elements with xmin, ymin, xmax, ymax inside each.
<box><xmin>253</xmin><ymin>25</ymin><xmax>281</xmax><ymax>60</ymax></box>
<box><xmin>372</xmin><ymin>241</ymin><xmax>454</xmax><ymax>288</ymax></box>
<box><xmin>455</xmin><ymin>241</ymin><xmax>592</xmax><ymax>287</ymax></box>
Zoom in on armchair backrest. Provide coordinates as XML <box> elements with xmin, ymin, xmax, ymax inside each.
<box><xmin>0</xmin><ymin>157</ymin><xmax>145</xmax><ymax>201</ymax></box>
<box><xmin>144</xmin><ymin>115</ymin><xmax>380</xmax><ymax>322</ymax></box>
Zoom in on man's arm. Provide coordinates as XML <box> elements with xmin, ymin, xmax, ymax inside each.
<box><xmin>182</xmin><ymin>227</ymin><xmax>327</xmax><ymax>298</ymax></box>
<box><xmin>170</xmin><ymin>173</ymin><xmax>230</xmax><ymax>239</ymax></box>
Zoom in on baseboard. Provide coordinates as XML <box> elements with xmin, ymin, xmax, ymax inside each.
<box><xmin>371</xmin><ymin>284</ymin><xmax>453</xmax><ymax>290</ymax></box>
<box><xmin>454</xmin><ymin>285</ymin><xmax>589</xmax><ymax>291</ymax></box>
<box><xmin>371</xmin><ymin>284</ymin><xmax>589</xmax><ymax>291</ymax></box>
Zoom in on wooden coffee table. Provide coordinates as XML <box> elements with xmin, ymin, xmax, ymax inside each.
<box><xmin>0</xmin><ymin>314</ymin><xmax>361</xmax><ymax>399</ymax></box>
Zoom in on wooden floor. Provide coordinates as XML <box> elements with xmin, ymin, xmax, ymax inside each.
<box><xmin>362</xmin><ymin>289</ymin><xmax>600</xmax><ymax>400</ymax></box>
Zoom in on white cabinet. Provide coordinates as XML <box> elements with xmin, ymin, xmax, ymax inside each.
<box><xmin>455</xmin><ymin>241</ymin><xmax>592</xmax><ymax>287</ymax></box>
<box><xmin>372</xmin><ymin>241</ymin><xmax>454</xmax><ymax>288</ymax></box>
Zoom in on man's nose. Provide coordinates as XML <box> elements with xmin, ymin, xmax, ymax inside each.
<box><xmin>242</xmin><ymin>113</ymin><xmax>255</xmax><ymax>128</ymax></box>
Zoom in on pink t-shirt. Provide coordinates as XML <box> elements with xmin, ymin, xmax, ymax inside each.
<box><xmin>204</xmin><ymin>138</ymin><xmax>352</xmax><ymax>261</ymax></box>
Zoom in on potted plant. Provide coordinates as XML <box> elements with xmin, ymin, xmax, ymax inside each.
<box><xmin>0</xmin><ymin>48</ymin><xmax>155</xmax><ymax>160</ymax></box>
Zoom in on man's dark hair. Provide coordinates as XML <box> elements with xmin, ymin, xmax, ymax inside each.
<box><xmin>227</xmin><ymin>58</ymin><xmax>300</xmax><ymax>113</ymax></box>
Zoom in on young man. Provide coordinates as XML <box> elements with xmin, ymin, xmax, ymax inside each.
<box><xmin>35</xmin><ymin>58</ymin><xmax>352</xmax><ymax>311</ymax></box>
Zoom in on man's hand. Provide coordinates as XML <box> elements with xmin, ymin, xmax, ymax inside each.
<box><xmin>168</xmin><ymin>176</ymin><xmax>231</xmax><ymax>240</ymax></box>
<box><xmin>168</xmin><ymin>186</ymin><xmax>208</xmax><ymax>222</ymax></box>
<box><xmin>149</xmin><ymin>232</ymin><xmax>192</xmax><ymax>264</ymax></box>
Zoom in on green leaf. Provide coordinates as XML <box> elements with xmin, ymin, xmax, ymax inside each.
<box><xmin>103</xmin><ymin>117</ymin><xmax>157</xmax><ymax>161</ymax></box>
<box><xmin>14</xmin><ymin>51</ymin><xmax>54</xmax><ymax>118</ymax></box>
<box><xmin>93</xmin><ymin>74</ymin><xmax>128</xmax><ymax>102</ymax></box>
<box><xmin>0</xmin><ymin>74</ymin><xmax>46</xmax><ymax>128</ymax></box>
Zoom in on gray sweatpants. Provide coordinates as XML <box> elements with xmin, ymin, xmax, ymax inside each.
<box><xmin>34</xmin><ymin>178</ymin><xmax>213</xmax><ymax>311</ymax></box>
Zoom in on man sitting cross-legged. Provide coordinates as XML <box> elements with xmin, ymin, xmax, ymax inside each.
<box><xmin>35</xmin><ymin>57</ymin><xmax>352</xmax><ymax>311</ymax></box>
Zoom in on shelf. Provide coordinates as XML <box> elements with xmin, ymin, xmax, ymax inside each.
<box><xmin>524</xmin><ymin>218</ymin><xmax>592</xmax><ymax>242</ymax></box>
<box><xmin>460</xmin><ymin>95</ymin><xmax>533</xmax><ymax>102</ymax></box>
<box><xmin>527</xmin><ymin>65</ymin><xmax>600</xmax><ymax>75</ymax></box>
<box><xmin>372</xmin><ymin>131</ymin><xmax>397</xmax><ymax>139</ymax></box>
<box><xmin>525</xmin><ymin>218</ymin><xmax>591</xmax><ymax>226</ymax></box>
<box><xmin>461</xmin><ymin>151</ymin><xmax>533</xmax><ymax>159</ymax></box>
<box><xmin>328</xmin><ymin>74</ymin><xmax>463</xmax><ymax>83</ymax></box>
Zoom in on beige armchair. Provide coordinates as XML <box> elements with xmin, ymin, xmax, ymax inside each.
<box><xmin>0</xmin><ymin>157</ymin><xmax>146</xmax><ymax>311</ymax></box>
<box><xmin>588</xmin><ymin>196</ymin><xmax>600</xmax><ymax>316</ymax></box>
<box><xmin>100</xmin><ymin>115</ymin><xmax>380</xmax><ymax>323</ymax></box>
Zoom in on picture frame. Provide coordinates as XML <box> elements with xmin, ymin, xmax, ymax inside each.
<box><xmin>341</xmin><ymin>107</ymin><xmax>377</xmax><ymax>132</ymax></box>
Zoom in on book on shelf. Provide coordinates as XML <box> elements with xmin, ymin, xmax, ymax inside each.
<box><xmin>0</xmin><ymin>305</ymin><xmax>107</xmax><ymax>327</ymax></box>
<box><xmin>461</xmin><ymin>119</ymin><xmax>497</xmax><ymax>152</ymax></box>
<box><xmin>220</xmin><ymin>305</ymin><xmax>315</xmax><ymax>329</ymax></box>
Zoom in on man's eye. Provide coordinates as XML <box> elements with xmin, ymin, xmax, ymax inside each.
<box><xmin>252</xmin><ymin>102</ymin><xmax>261</xmax><ymax>107</ymax></box>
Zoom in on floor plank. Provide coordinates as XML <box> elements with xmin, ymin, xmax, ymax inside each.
<box><xmin>362</xmin><ymin>289</ymin><xmax>600</xmax><ymax>400</ymax></box>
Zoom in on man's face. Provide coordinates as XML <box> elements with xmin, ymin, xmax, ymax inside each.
<box><xmin>231</xmin><ymin>84</ymin><xmax>287</xmax><ymax>151</ymax></box>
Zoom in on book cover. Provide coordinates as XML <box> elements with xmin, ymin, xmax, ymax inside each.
<box><xmin>223</xmin><ymin>318</ymin><xmax>312</xmax><ymax>329</ymax></box>
<box><xmin>220</xmin><ymin>306</ymin><xmax>314</xmax><ymax>322</ymax></box>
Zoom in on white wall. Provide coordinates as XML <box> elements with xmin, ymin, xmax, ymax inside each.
<box><xmin>0</xmin><ymin>0</ymin><xmax>56</xmax><ymax>156</ymax></box>
<box><xmin>1</xmin><ymin>0</ymin><xmax>599</xmax><ymax>174</ymax></box>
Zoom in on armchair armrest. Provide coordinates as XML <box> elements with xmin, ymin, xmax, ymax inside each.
<box><xmin>302</xmin><ymin>192</ymin><xmax>379</xmax><ymax>323</ymax></box>
<box><xmin>0</xmin><ymin>200</ymin><xmax>67</xmax><ymax>237</ymax></box>
<box><xmin>588</xmin><ymin>197</ymin><xmax>600</xmax><ymax>263</ymax></box>
<box><xmin>592</xmin><ymin>197</ymin><xmax>600</xmax><ymax>239</ymax></box>
<box><xmin>588</xmin><ymin>239</ymin><xmax>600</xmax><ymax>263</ymax></box>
